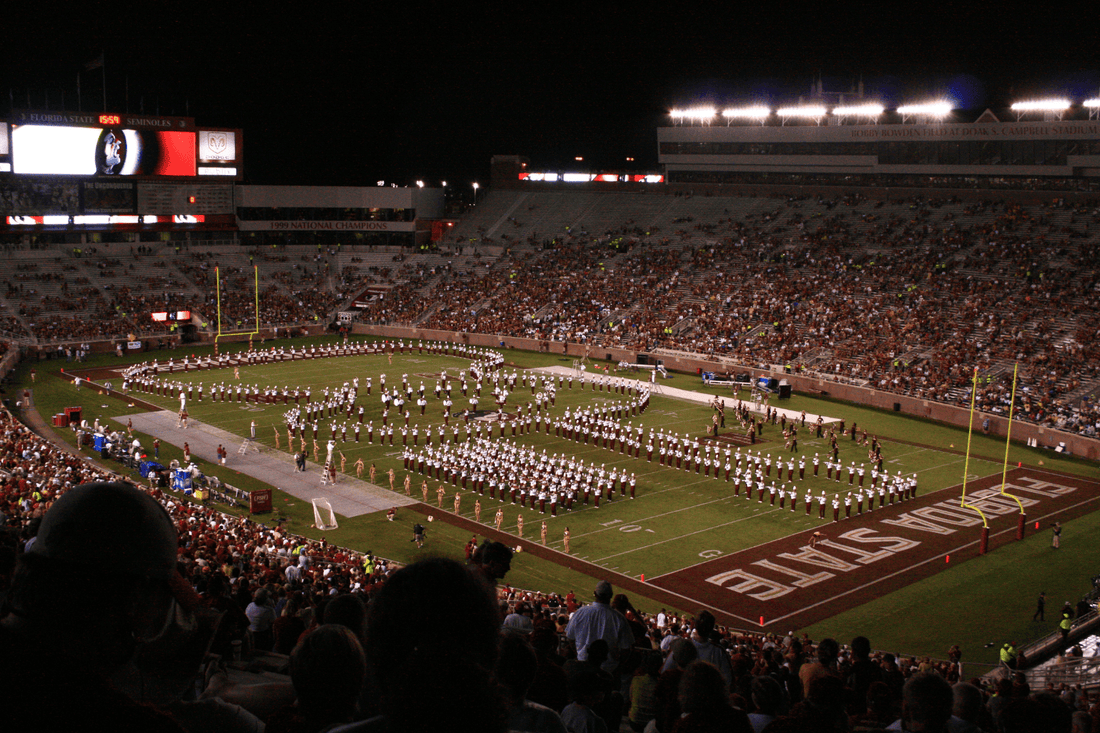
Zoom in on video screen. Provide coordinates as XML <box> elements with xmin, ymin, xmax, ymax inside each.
<box><xmin>11</xmin><ymin>125</ymin><xmax>196</xmax><ymax>177</ymax></box>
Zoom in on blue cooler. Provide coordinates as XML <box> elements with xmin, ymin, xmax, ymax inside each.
<box><xmin>172</xmin><ymin>468</ymin><xmax>192</xmax><ymax>493</ymax></box>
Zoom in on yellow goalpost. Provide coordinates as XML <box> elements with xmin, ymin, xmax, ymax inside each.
<box><xmin>959</xmin><ymin>366</ymin><xmax>990</xmax><ymax>553</ymax></box>
<box><xmin>998</xmin><ymin>363</ymin><xmax>1027</xmax><ymax>539</ymax></box>
<box><xmin>213</xmin><ymin>265</ymin><xmax>261</xmax><ymax>351</ymax></box>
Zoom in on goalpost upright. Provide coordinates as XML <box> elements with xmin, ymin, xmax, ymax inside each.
<box><xmin>998</xmin><ymin>363</ymin><xmax>1027</xmax><ymax>539</ymax></box>
<box><xmin>214</xmin><ymin>264</ymin><xmax>261</xmax><ymax>350</ymax></box>
<box><xmin>960</xmin><ymin>366</ymin><xmax>990</xmax><ymax>553</ymax></box>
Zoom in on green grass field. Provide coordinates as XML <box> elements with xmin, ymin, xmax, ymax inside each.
<box><xmin>15</xmin><ymin>334</ymin><xmax>1099</xmax><ymax>667</ymax></box>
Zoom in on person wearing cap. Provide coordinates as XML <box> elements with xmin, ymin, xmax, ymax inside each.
<box><xmin>1000</xmin><ymin>642</ymin><xmax>1017</xmax><ymax>670</ymax></box>
<box><xmin>0</xmin><ymin>481</ymin><xmax>193</xmax><ymax>730</ymax></box>
<box><xmin>565</xmin><ymin>580</ymin><xmax>635</xmax><ymax>674</ymax></box>
<box><xmin>504</xmin><ymin>602</ymin><xmax>535</xmax><ymax>636</ymax></box>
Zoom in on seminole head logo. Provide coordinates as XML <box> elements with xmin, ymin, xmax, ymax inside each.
<box><xmin>206</xmin><ymin>132</ymin><xmax>228</xmax><ymax>154</ymax></box>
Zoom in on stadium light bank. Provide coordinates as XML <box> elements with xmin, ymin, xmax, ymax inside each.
<box><xmin>1010</xmin><ymin>98</ymin><xmax>1072</xmax><ymax>121</ymax></box>
<box><xmin>896</xmin><ymin>101</ymin><xmax>953</xmax><ymax>122</ymax></box>
<box><xmin>669</xmin><ymin>107</ymin><xmax>717</xmax><ymax>125</ymax></box>
<box><xmin>721</xmin><ymin>107</ymin><xmax>771</xmax><ymax>125</ymax></box>
<box><xmin>776</xmin><ymin>106</ymin><xmax>827</xmax><ymax>126</ymax></box>
<box><xmin>832</xmin><ymin>103</ymin><xmax>885</xmax><ymax>124</ymax></box>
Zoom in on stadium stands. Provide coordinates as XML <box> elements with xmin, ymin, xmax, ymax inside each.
<box><xmin>2</xmin><ymin>190</ymin><xmax>1098</xmax><ymax>447</ymax></box>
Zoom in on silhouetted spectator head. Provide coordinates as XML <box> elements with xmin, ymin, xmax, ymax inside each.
<box><xmin>252</xmin><ymin>587</ymin><xmax>272</xmax><ymax>607</ymax></box>
<box><xmin>952</xmin><ymin>682</ymin><xmax>983</xmax><ymax>725</ymax></box>
<box><xmin>530</xmin><ymin>626</ymin><xmax>558</xmax><ymax>656</ymax></box>
<box><xmin>696</xmin><ymin>610</ymin><xmax>717</xmax><ymax>640</ymax></box>
<box><xmin>611</xmin><ymin>593</ymin><xmax>635</xmax><ymax>616</ymax></box>
<box><xmin>678</xmin><ymin>660</ymin><xmax>727</xmax><ymax>714</ymax></box>
<box><xmin>864</xmin><ymin>680</ymin><xmax>894</xmax><ymax>719</ymax></box>
<box><xmin>641</xmin><ymin>649</ymin><xmax>663</xmax><ymax>677</ymax></box>
<box><xmin>291</xmin><ymin>624</ymin><xmax>366</xmax><ymax>726</ymax></box>
<box><xmin>851</xmin><ymin>635</ymin><xmax>871</xmax><ymax>660</ymax></box>
<box><xmin>497</xmin><ymin>631</ymin><xmax>539</xmax><ymax>704</ymax></box>
<box><xmin>365</xmin><ymin>557</ymin><xmax>504</xmax><ymax>733</ymax></box>
<box><xmin>669</xmin><ymin>637</ymin><xmax>699</xmax><ymax>670</ymax></box>
<box><xmin>471</xmin><ymin>540</ymin><xmax>513</xmax><ymax>584</ymax></box>
<box><xmin>816</xmin><ymin>637</ymin><xmax>840</xmax><ymax>667</ymax></box>
<box><xmin>900</xmin><ymin>672</ymin><xmax>953</xmax><ymax>733</ymax></box>
<box><xmin>751</xmin><ymin>674</ymin><xmax>783</xmax><ymax>716</ymax></box>
<box><xmin>594</xmin><ymin>580</ymin><xmax>613</xmax><ymax>602</ymax></box>
<box><xmin>585</xmin><ymin>638</ymin><xmax>610</xmax><ymax>669</ymax></box>
<box><xmin>324</xmin><ymin>593</ymin><xmax>366</xmax><ymax>640</ymax></box>
<box><xmin>7</xmin><ymin>481</ymin><xmax>190</xmax><ymax>669</ymax></box>
<box><xmin>806</xmin><ymin>674</ymin><xmax>846</xmax><ymax>710</ymax></box>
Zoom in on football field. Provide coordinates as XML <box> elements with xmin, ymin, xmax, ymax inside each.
<box><xmin>42</xmin><ymin>336</ymin><xmax>1099</xmax><ymax>666</ymax></box>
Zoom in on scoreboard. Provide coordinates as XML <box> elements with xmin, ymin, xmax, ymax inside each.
<box><xmin>2</xmin><ymin>110</ymin><xmax>241</xmax><ymax>180</ymax></box>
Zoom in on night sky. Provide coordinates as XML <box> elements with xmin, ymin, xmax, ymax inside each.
<box><xmin>5</xmin><ymin>5</ymin><xmax>1098</xmax><ymax>189</ymax></box>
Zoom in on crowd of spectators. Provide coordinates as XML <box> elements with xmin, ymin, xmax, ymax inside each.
<box><xmin>412</xmin><ymin>193</ymin><xmax>1099</xmax><ymax>437</ymax></box>
<box><xmin>1</xmin><ymin>193</ymin><xmax>1098</xmax><ymax>441</ymax></box>
<box><xmin>1</xmin><ymin>373</ymin><xmax>1097</xmax><ymax>732</ymax></box>
<box><xmin>0</xmin><ymin>245</ymin><xmax>347</xmax><ymax>346</ymax></box>
<box><xmin>2</xmin><ymin>450</ymin><xmax>1094</xmax><ymax>733</ymax></box>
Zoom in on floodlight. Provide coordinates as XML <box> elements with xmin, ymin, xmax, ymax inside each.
<box><xmin>671</xmin><ymin>107</ymin><xmax>716</xmax><ymax>123</ymax></box>
<box><xmin>896</xmin><ymin>102</ymin><xmax>952</xmax><ymax>116</ymax></box>
<box><xmin>1010</xmin><ymin>99</ymin><xmax>1071</xmax><ymax>112</ymax></box>
<box><xmin>776</xmin><ymin>106</ymin><xmax>827</xmax><ymax>117</ymax></box>
<box><xmin>1085</xmin><ymin>99</ymin><xmax>1100</xmax><ymax>108</ymax></box>
<box><xmin>722</xmin><ymin>106</ymin><xmax>771</xmax><ymax>119</ymax></box>
<box><xmin>833</xmin><ymin>104</ymin><xmax>884</xmax><ymax>116</ymax></box>
<box><xmin>416</xmin><ymin>180</ymin><xmax>424</xmax><ymax>188</ymax></box>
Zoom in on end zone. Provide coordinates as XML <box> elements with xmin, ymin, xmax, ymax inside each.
<box><xmin>646</xmin><ymin>467</ymin><xmax>1100</xmax><ymax>630</ymax></box>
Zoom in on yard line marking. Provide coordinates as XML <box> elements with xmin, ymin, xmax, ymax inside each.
<box><xmin>592</xmin><ymin>508</ymin><xmax>785</xmax><ymax>563</ymax></box>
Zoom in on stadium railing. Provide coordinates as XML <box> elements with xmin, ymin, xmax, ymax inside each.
<box><xmin>1013</xmin><ymin>609</ymin><xmax>1100</xmax><ymax>678</ymax></box>
<box><xmin>1023</xmin><ymin>655</ymin><xmax>1100</xmax><ymax>690</ymax></box>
